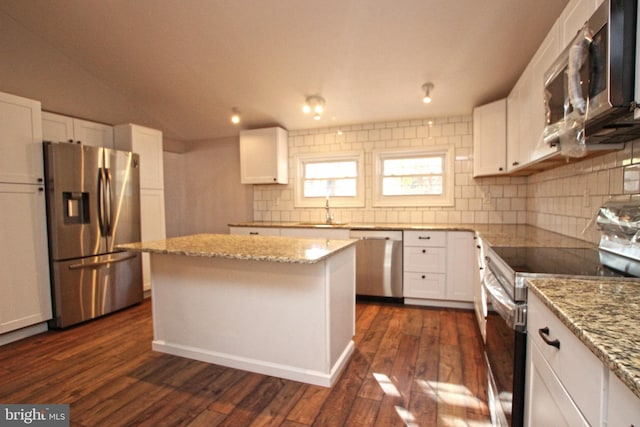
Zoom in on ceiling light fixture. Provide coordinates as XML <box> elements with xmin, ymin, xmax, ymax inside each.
<box><xmin>303</xmin><ymin>95</ymin><xmax>326</xmax><ymax>120</ymax></box>
<box><xmin>230</xmin><ymin>108</ymin><xmax>241</xmax><ymax>124</ymax></box>
<box><xmin>422</xmin><ymin>83</ymin><xmax>434</xmax><ymax>104</ymax></box>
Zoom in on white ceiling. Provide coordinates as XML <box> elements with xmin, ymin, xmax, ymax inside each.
<box><xmin>0</xmin><ymin>0</ymin><xmax>568</xmax><ymax>142</ymax></box>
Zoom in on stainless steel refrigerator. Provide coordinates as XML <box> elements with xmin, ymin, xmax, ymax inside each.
<box><xmin>43</xmin><ymin>141</ymin><xmax>143</xmax><ymax>328</ymax></box>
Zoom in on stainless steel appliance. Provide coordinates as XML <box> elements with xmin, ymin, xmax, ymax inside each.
<box><xmin>349</xmin><ymin>229</ymin><xmax>403</xmax><ymax>299</ymax></box>
<box><xmin>482</xmin><ymin>201</ymin><xmax>640</xmax><ymax>426</ymax></box>
<box><xmin>43</xmin><ymin>141</ymin><xmax>143</xmax><ymax>328</ymax></box>
<box><xmin>543</xmin><ymin>0</ymin><xmax>639</xmax><ymax>150</ymax></box>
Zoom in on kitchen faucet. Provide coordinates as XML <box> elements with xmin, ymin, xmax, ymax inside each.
<box><xmin>325</xmin><ymin>197</ymin><xmax>333</xmax><ymax>224</ymax></box>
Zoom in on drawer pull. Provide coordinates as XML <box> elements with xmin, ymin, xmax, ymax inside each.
<box><xmin>538</xmin><ymin>327</ymin><xmax>560</xmax><ymax>349</ymax></box>
<box><xmin>421</xmin><ymin>275</ymin><xmax>426</xmax><ymax>279</ymax></box>
<box><xmin>418</xmin><ymin>236</ymin><xmax>431</xmax><ymax>240</ymax></box>
<box><xmin>422</xmin><ymin>249</ymin><xmax>426</xmax><ymax>253</ymax></box>
<box><xmin>249</xmin><ymin>232</ymin><xmax>259</xmax><ymax>235</ymax></box>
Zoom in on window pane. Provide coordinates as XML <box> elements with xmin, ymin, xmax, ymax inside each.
<box><xmin>382</xmin><ymin>176</ymin><xmax>443</xmax><ymax>195</ymax></box>
<box><xmin>305</xmin><ymin>161</ymin><xmax>357</xmax><ymax>179</ymax></box>
<box><xmin>383</xmin><ymin>157</ymin><xmax>442</xmax><ymax>176</ymax></box>
<box><xmin>304</xmin><ymin>178</ymin><xmax>357</xmax><ymax>197</ymax></box>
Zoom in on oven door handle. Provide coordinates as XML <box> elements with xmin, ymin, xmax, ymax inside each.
<box><xmin>483</xmin><ymin>268</ymin><xmax>526</xmax><ymax>332</ymax></box>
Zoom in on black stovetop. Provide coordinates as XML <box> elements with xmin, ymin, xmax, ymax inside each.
<box><xmin>490</xmin><ymin>246</ymin><xmax>632</xmax><ymax>278</ymax></box>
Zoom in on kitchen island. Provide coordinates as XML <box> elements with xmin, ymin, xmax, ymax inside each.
<box><xmin>118</xmin><ymin>233</ymin><xmax>357</xmax><ymax>387</ymax></box>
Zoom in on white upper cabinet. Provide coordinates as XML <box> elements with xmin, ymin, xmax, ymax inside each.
<box><xmin>42</xmin><ymin>112</ymin><xmax>114</xmax><ymax>148</ymax></box>
<box><xmin>507</xmin><ymin>77</ymin><xmax>524</xmax><ymax>172</ymax></box>
<box><xmin>114</xmin><ymin>124</ymin><xmax>164</xmax><ymax>190</ymax></box>
<box><xmin>525</xmin><ymin>21</ymin><xmax>562</xmax><ymax>165</ymax></box>
<box><xmin>473</xmin><ymin>99</ymin><xmax>507</xmax><ymax>177</ymax></box>
<box><xmin>506</xmin><ymin>17</ymin><xmax>561</xmax><ymax>172</ymax></box>
<box><xmin>240</xmin><ymin>127</ymin><xmax>288</xmax><ymax>184</ymax></box>
<box><xmin>0</xmin><ymin>92</ymin><xmax>43</xmax><ymax>185</ymax></box>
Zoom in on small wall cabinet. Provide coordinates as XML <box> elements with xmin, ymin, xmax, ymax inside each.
<box><xmin>473</xmin><ymin>99</ymin><xmax>507</xmax><ymax>177</ymax></box>
<box><xmin>239</xmin><ymin>127</ymin><xmax>288</xmax><ymax>184</ymax></box>
<box><xmin>42</xmin><ymin>111</ymin><xmax>114</xmax><ymax>148</ymax></box>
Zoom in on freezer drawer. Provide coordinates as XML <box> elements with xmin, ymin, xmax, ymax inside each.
<box><xmin>50</xmin><ymin>251</ymin><xmax>142</xmax><ymax>328</ymax></box>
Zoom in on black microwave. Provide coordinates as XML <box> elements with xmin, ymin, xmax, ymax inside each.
<box><xmin>543</xmin><ymin>0</ymin><xmax>639</xmax><ymax>148</ymax></box>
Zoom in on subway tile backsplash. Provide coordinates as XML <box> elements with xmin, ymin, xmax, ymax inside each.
<box><xmin>253</xmin><ymin>115</ymin><xmax>527</xmax><ymax>226</ymax></box>
<box><xmin>252</xmin><ymin>115</ymin><xmax>640</xmax><ymax>244</ymax></box>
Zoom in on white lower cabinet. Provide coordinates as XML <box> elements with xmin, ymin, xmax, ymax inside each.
<box><xmin>608</xmin><ymin>374</ymin><xmax>640</xmax><ymax>426</ymax></box>
<box><xmin>0</xmin><ymin>183</ymin><xmax>52</xmax><ymax>335</ymax></box>
<box><xmin>526</xmin><ymin>292</ymin><xmax>606</xmax><ymax>426</ymax></box>
<box><xmin>473</xmin><ymin>237</ymin><xmax>487</xmax><ymax>342</ymax></box>
<box><xmin>526</xmin><ymin>339</ymin><xmax>589</xmax><ymax>426</ymax></box>
<box><xmin>403</xmin><ymin>230</ymin><xmax>474</xmax><ymax>308</ymax></box>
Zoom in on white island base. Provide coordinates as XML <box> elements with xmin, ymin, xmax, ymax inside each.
<box><xmin>149</xmin><ymin>246</ymin><xmax>355</xmax><ymax>387</ymax></box>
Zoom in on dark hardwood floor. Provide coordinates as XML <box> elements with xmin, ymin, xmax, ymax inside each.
<box><xmin>0</xmin><ymin>299</ymin><xmax>491</xmax><ymax>426</ymax></box>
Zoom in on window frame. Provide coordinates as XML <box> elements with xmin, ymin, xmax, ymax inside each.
<box><xmin>295</xmin><ymin>152</ymin><xmax>365</xmax><ymax>208</ymax></box>
<box><xmin>372</xmin><ymin>145</ymin><xmax>455</xmax><ymax>207</ymax></box>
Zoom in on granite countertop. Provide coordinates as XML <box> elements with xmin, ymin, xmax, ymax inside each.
<box><xmin>117</xmin><ymin>233</ymin><xmax>356</xmax><ymax>264</ymax></box>
<box><xmin>230</xmin><ymin>222</ymin><xmax>596</xmax><ymax>249</ymax></box>
<box><xmin>528</xmin><ymin>278</ymin><xmax>640</xmax><ymax>400</ymax></box>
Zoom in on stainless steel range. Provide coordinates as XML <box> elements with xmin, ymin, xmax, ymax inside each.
<box><xmin>481</xmin><ymin>200</ymin><xmax>640</xmax><ymax>427</ymax></box>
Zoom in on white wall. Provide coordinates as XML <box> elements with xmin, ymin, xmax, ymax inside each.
<box><xmin>253</xmin><ymin>115</ymin><xmax>527</xmax><ymax>225</ymax></box>
<box><xmin>163</xmin><ymin>137</ymin><xmax>253</xmax><ymax>236</ymax></box>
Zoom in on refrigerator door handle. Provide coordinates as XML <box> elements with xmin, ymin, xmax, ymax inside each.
<box><xmin>68</xmin><ymin>252</ymin><xmax>138</xmax><ymax>270</ymax></box>
<box><xmin>105</xmin><ymin>168</ymin><xmax>113</xmax><ymax>236</ymax></box>
<box><xmin>97</xmin><ymin>168</ymin><xmax>107</xmax><ymax>236</ymax></box>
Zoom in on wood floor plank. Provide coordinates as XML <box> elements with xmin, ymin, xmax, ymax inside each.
<box><xmin>248</xmin><ymin>380</ymin><xmax>306</xmax><ymax>427</ymax></box>
<box><xmin>0</xmin><ymin>299</ymin><xmax>491</xmax><ymax>427</ymax></box>
<box><xmin>357</xmin><ymin>307</ymin><xmax>407</xmax><ymax>401</ymax></box>
<box><xmin>284</xmin><ymin>385</ymin><xmax>331</xmax><ymax>425</ymax></box>
<box><xmin>342</xmin><ymin>397</ymin><xmax>379</xmax><ymax>426</ymax></box>
<box><xmin>310</xmin><ymin>350</ymin><xmax>370</xmax><ymax>427</ymax></box>
<box><xmin>207</xmin><ymin>372</ymin><xmax>267</xmax><ymax>415</ymax></box>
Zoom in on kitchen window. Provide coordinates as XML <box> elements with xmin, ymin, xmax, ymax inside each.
<box><xmin>373</xmin><ymin>146</ymin><xmax>454</xmax><ymax>207</ymax></box>
<box><xmin>295</xmin><ymin>152</ymin><xmax>364</xmax><ymax>207</ymax></box>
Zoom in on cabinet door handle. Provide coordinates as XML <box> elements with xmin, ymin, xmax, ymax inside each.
<box><xmin>418</xmin><ymin>236</ymin><xmax>431</xmax><ymax>240</ymax></box>
<box><xmin>538</xmin><ymin>327</ymin><xmax>560</xmax><ymax>349</ymax></box>
<box><xmin>499</xmin><ymin>167</ymin><xmax>504</xmax><ymax>171</ymax></box>
<box><xmin>249</xmin><ymin>232</ymin><xmax>259</xmax><ymax>235</ymax></box>
<box><xmin>512</xmin><ymin>161</ymin><xmax>520</xmax><ymax>166</ymax></box>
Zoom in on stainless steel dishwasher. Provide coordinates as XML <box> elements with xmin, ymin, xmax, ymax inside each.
<box><xmin>349</xmin><ymin>229</ymin><xmax>403</xmax><ymax>299</ymax></box>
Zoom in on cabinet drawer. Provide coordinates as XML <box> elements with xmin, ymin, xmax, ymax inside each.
<box><xmin>229</xmin><ymin>227</ymin><xmax>281</xmax><ymax>236</ymax></box>
<box><xmin>404</xmin><ymin>247</ymin><xmax>446</xmax><ymax>272</ymax></box>
<box><xmin>404</xmin><ymin>272</ymin><xmax>445</xmax><ymax>299</ymax></box>
<box><xmin>528</xmin><ymin>293</ymin><xmax>604</xmax><ymax>426</ymax></box>
<box><xmin>404</xmin><ymin>231</ymin><xmax>446</xmax><ymax>247</ymax></box>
